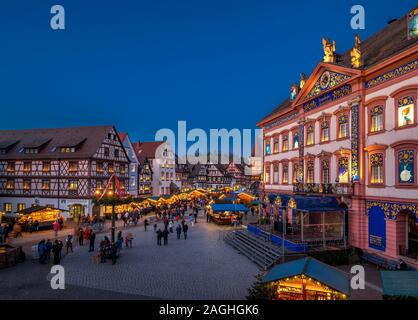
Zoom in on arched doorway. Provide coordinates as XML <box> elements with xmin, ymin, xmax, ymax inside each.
<box><xmin>399</xmin><ymin>210</ymin><xmax>418</xmax><ymax>259</ymax></box>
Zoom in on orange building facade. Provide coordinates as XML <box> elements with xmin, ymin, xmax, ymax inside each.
<box><xmin>257</xmin><ymin>8</ymin><xmax>418</xmax><ymax>266</ymax></box>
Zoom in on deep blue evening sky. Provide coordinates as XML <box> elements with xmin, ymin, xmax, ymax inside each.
<box><xmin>0</xmin><ymin>0</ymin><xmax>415</xmax><ymax>143</ymax></box>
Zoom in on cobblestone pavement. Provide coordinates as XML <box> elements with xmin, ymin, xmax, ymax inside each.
<box><xmin>1</xmin><ymin>211</ymin><xmax>259</xmax><ymax>300</ymax></box>
<box><xmin>61</xmin><ymin>215</ymin><xmax>259</xmax><ymax>299</ymax></box>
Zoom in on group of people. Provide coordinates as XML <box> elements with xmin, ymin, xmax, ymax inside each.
<box><xmin>117</xmin><ymin>210</ymin><xmax>141</xmax><ymax>227</ymax></box>
<box><xmin>77</xmin><ymin>226</ymin><xmax>96</xmax><ymax>251</ymax></box>
<box><xmin>37</xmin><ymin>238</ymin><xmax>64</xmax><ymax>265</ymax></box>
<box><xmin>97</xmin><ymin>230</ymin><xmax>133</xmax><ymax>264</ymax></box>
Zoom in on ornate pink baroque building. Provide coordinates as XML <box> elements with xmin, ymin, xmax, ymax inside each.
<box><xmin>257</xmin><ymin>8</ymin><xmax>418</xmax><ymax>265</ymax></box>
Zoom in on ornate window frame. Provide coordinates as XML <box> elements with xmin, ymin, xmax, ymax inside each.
<box><xmin>333</xmin><ymin>149</ymin><xmax>351</xmax><ymax>184</ymax></box>
<box><xmin>264</xmin><ymin>162</ymin><xmax>271</xmax><ymax>184</ymax></box>
<box><xmin>273</xmin><ymin>135</ymin><xmax>280</xmax><ymax>154</ymax></box>
<box><xmin>273</xmin><ymin>162</ymin><xmax>280</xmax><ymax>184</ymax></box>
<box><xmin>390</xmin><ymin>140</ymin><xmax>418</xmax><ymax>189</ymax></box>
<box><xmin>390</xmin><ymin>85</ymin><xmax>418</xmax><ymax>131</ymax></box>
<box><xmin>291</xmin><ymin>126</ymin><xmax>300</xmax><ymax>150</ymax></box>
<box><xmin>316</xmin><ymin>113</ymin><xmax>332</xmax><ymax>144</ymax></box>
<box><xmin>304</xmin><ymin>154</ymin><xmax>315</xmax><ymax>183</ymax></box>
<box><xmin>280</xmin><ymin>130</ymin><xmax>290</xmax><ymax>153</ymax></box>
<box><xmin>265</xmin><ymin>138</ymin><xmax>271</xmax><ymax>155</ymax></box>
<box><xmin>281</xmin><ymin>160</ymin><xmax>289</xmax><ymax>185</ymax></box>
<box><xmin>366</xmin><ymin>96</ymin><xmax>388</xmax><ymax>135</ymax></box>
<box><xmin>333</xmin><ymin>106</ymin><xmax>350</xmax><ymax>141</ymax></box>
<box><xmin>318</xmin><ymin>151</ymin><xmax>332</xmax><ymax>184</ymax></box>
<box><xmin>305</xmin><ymin>120</ymin><xmax>316</xmax><ymax>147</ymax></box>
<box><xmin>364</xmin><ymin>144</ymin><xmax>388</xmax><ymax>188</ymax></box>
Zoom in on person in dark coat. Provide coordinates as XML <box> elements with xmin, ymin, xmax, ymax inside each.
<box><xmin>156</xmin><ymin>228</ymin><xmax>162</xmax><ymax>246</ymax></box>
<box><xmin>38</xmin><ymin>240</ymin><xmax>46</xmax><ymax>264</ymax></box>
<box><xmin>46</xmin><ymin>239</ymin><xmax>53</xmax><ymax>261</ymax></box>
<box><xmin>162</xmin><ymin>229</ymin><xmax>169</xmax><ymax>245</ymax></box>
<box><xmin>144</xmin><ymin>219</ymin><xmax>149</xmax><ymax>232</ymax></box>
<box><xmin>182</xmin><ymin>223</ymin><xmax>188</xmax><ymax>240</ymax></box>
<box><xmin>111</xmin><ymin>243</ymin><xmax>118</xmax><ymax>265</ymax></box>
<box><xmin>89</xmin><ymin>231</ymin><xmax>96</xmax><ymax>252</ymax></box>
<box><xmin>52</xmin><ymin>240</ymin><xmax>61</xmax><ymax>265</ymax></box>
<box><xmin>78</xmin><ymin>227</ymin><xmax>84</xmax><ymax>246</ymax></box>
<box><xmin>176</xmin><ymin>224</ymin><xmax>182</xmax><ymax>240</ymax></box>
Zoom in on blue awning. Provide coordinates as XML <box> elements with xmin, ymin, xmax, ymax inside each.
<box><xmin>210</xmin><ymin>204</ymin><xmax>249</xmax><ymax>212</ymax></box>
<box><xmin>268</xmin><ymin>194</ymin><xmax>345</xmax><ymax>212</ymax></box>
<box><xmin>264</xmin><ymin>257</ymin><xmax>350</xmax><ymax>295</ymax></box>
<box><xmin>381</xmin><ymin>271</ymin><xmax>418</xmax><ymax>297</ymax></box>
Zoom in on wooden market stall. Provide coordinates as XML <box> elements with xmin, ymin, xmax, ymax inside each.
<box><xmin>264</xmin><ymin>257</ymin><xmax>350</xmax><ymax>300</ymax></box>
<box><xmin>209</xmin><ymin>203</ymin><xmax>248</xmax><ymax>225</ymax></box>
<box><xmin>16</xmin><ymin>206</ymin><xmax>66</xmax><ymax>229</ymax></box>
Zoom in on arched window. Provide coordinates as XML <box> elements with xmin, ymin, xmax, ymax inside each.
<box><xmin>370</xmin><ymin>153</ymin><xmax>384</xmax><ymax>184</ymax></box>
<box><xmin>321</xmin><ymin>159</ymin><xmax>330</xmax><ymax>184</ymax></box>
<box><xmin>306</xmin><ymin>125</ymin><xmax>315</xmax><ymax>146</ymax></box>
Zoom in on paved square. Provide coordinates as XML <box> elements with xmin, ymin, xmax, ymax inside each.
<box><xmin>60</xmin><ymin>218</ymin><xmax>259</xmax><ymax>299</ymax></box>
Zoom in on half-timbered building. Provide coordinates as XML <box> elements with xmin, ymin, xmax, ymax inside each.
<box><xmin>257</xmin><ymin>8</ymin><xmax>418</xmax><ymax>266</ymax></box>
<box><xmin>0</xmin><ymin>125</ymin><xmax>129</xmax><ymax>218</ymax></box>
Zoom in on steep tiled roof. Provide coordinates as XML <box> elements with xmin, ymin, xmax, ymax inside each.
<box><xmin>117</xmin><ymin>132</ymin><xmax>128</xmax><ymax>142</ymax></box>
<box><xmin>0</xmin><ymin>125</ymin><xmax>115</xmax><ymax>160</ymax></box>
<box><xmin>132</xmin><ymin>141</ymin><xmax>164</xmax><ymax>165</ymax></box>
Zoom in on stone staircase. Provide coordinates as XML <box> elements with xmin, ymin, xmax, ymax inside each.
<box><xmin>224</xmin><ymin>229</ymin><xmax>282</xmax><ymax>270</ymax></box>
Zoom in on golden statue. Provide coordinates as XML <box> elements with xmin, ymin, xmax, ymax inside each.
<box><xmin>350</xmin><ymin>34</ymin><xmax>362</xmax><ymax>68</ymax></box>
<box><xmin>299</xmin><ymin>73</ymin><xmax>307</xmax><ymax>89</ymax></box>
<box><xmin>322</xmin><ymin>37</ymin><xmax>336</xmax><ymax>63</ymax></box>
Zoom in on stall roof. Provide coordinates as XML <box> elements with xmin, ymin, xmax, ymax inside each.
<box><xmin>381</xmin><ymin>271</ymin><xmax>418</xmax><ymax>297</ymax></box>
<box><xmin>15</xmin><ymin>205</ymin><xmax>68</xmax><ymax>215</ymax></box>
<box><xmin>210</xmin><ymin>204</ymin><xmax>249</xmax><ymax>212</ymax></box>
<box><xmin>264</xmin><ymin>257</ymin><xmax>350</xmax><ymax>295</ymax></box>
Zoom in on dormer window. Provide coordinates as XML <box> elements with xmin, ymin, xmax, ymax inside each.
<box><xmin>24</xmin><ymin>148</ymin><xmax>39</xmax><ymax>154</ymax></box>
<box><xmin>60</xmin><ymin>147</ymin><xmax>75</xmax><ymax>153</ymax></box>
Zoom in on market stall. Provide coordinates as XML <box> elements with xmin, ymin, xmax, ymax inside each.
<box><xmin>264</xmin><ymin>257</ymin><xmax>349</xmax><ymax>300</ymax></box>
<box><xmin>16</xmin><ymin>206</ymin><xmax>66</xmax><ymax>229</ymax></box>
<box><xmin>209</xmin><ymin>203</ymin><xmax>248</xmax><ymax>225</ymax></box>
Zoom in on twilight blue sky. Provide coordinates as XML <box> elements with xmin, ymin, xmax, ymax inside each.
<box><xmin>0</xmin><ymin>0</ymin><xmax>415</xmax><ymax>144</ymax></box>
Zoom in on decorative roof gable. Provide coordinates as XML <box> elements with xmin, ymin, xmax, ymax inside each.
<box><xmin>304</xmin><ymin>70</ymin><xmax>351</xmax><ymax>100</ymax></box>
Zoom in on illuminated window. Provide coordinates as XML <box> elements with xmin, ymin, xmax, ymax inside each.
<box><xmin>69</xmin><ymin>161</ymin><xmax>78</xmax><ymax>173</ymax></box>
<box><xmin>265</xmin><ymin>165</ymin><xmax>270</xmax><ymax>183</ymax></box>
<box><xmin>398</xmin><ymin>150</ymin><xmax>415</xmax><ymax>184</ymax></box>
<box><xmin>42</xmin><ymin>162</ymin><xmax>51</xmax><ymax>173</ymax></box>
<box><xmin>60</xmin><ymin>147</ymin><xmax>75</xmax><ymax>153</ymax></box>
<box><xmin>25</xmin><ymin>148</ymin><xmax>39</xmax><ymax>154</ymax></box>
<box><xmin>273</xmin><ymin>165</ymin><xmax>279</xmax><ymax>184</ymax></box>
<box><xmin>265</xmin><ymin>142</ymin><xmax>271</xmax><ymax>155</ymax></box>
<box><xmin>321</xmin><ymin>121</ymin><xmax>330</xmax><ymax>142</ymax></box>
<box><xmin>17</xmin><ymin>203</ymin><xmax>26</xmax><ymax>211</ymax></box>
<box><xmin>6</xmin><ymin>180</ymin><xmax>14</xmax><ymax>190</ymax></box>
<box><xmin>42</xmin><ymin>180</ymin><xmax>50</xmax><ymax>190</ymax></box>
<box><xmin>370</xmin><ymin>153</ymin><xmax>384</xmax><ymax>184</ymax></box>
<box><xmin>68</xmin><ymin>180</ymin><xmax>78</xmax><ymax>191</ymax></box>
<box><xmin>23</xmin><ymin>162</ymin><xmax>31</xmax><ymax>173</ymax></box>
<box><xmin>96</xmin><ymin>162</ymin><xmax>104</xmax><ymax>173</ymax></box>
<box><xmin>321</xmin><ymin>159</ymin><xmax>330</xmax><ymax>184</ymax></box>
<box><xmin>370</xmin><ymin>105</ymin><xmax>384</xmax><ymax>133</ymax></box>
<box><xmin>23</xmin><ymin>179</ymin><xmax>30</xmax><ymax>191</ymax></box>
<box><xmin>108</xmin><ymin>163</ymin><xmax>114</xmax><ymax>173</ymax></box>
<box><xmin>282</xmin><ymin>135</ymin><xmax>289</xmax><ymax>152</ymax></box>
<box><xmin>306</xmin><ymin>125</ymin><xmax>314</xmax><ymax>146</ymax></box>
<box><xmin>398</xmin><ymin>96</ymin><xmax>415</xmax><ymax>128</ymax></box>
<box><xmin>282</xmin><ymin>164</ymin><xmax>289</xmax><ymax>184</ymax></box>
<box><xmin>7</xmin><ymin>162</ymin><xmax>15</xmax><ymax>172</ymax></box>
<box><xmin>338</xmin><ymin>115</ymin><xmax>349</xmax><ymax>139</ymax></box>
<box><xmin>306</xmin><ymin>160</ymin><xmax>314</xmax><ymax>183</ymax></box>
<box><xmin>131</xmin><ymin>164</ymin><xmax>135</xmax><ymax>173</ymax></box>
<box><xmin>338</xmin><ymin>157</ymin><xmax>349</xmax><ymax>183</ymax></box>
<box><xmin>293</xmin><ymin>132</ymin><xmax>299</xmax><ymax>149</ymax></box>
<box><xmin>273</xmin><ymin>139</ymin><xmax>279</xmax><ymax>153</ymax></box>
<box><xmin>4</xmin><ymin>203</ymin><xmax>12</xmax><ymax>213</ymax></box>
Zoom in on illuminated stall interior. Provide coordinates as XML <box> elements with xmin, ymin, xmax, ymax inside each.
<box><xmin>264</xmin><ymin>257</ymin><xmax>350</xmax><ymax>300</ymax></box>
<box><xmin>209</xmin><ymin>203</ymin><xmax>248</xmax><ymax>225</ymax></box>
<box><xmin>16</xmin><ymin>205</ymin><xmax>65</xmax><ymax>228</ymax></box>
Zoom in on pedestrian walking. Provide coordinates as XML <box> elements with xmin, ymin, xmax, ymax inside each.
<box><xmin>53</xmin><ymin>220</ymin><xmax>59</xmax><ymax>238</ymax></box>
<box><xmin>38</xmin><ymin>240</ymin><xmax>46</xmax><ymax>264</ymax></box>
<box><xmin>176</xmin><ymin>224</ymin><xmax>182</xmax><ymax>240</ymax></box>
<box><xmin>89</xmin><ymin>231</ymin><xmax>96</xmax><ymax>252</ymax></box>
<box><xmin>156</xmin><ymin>228</ymin><xmax>162</xmax><ymax>246</ymax></box>
<box><xmin>153</xmin><ymin>223</ymin><xmax>157</xmax><ymax>233</ymax></box>
<box><xmin>125</xmin><ymin>232</ymin><xmax>133</xmax><ymax>248</ymax></box>
<box><xmin>144</xmin><ymin>219</ymin><xmax>149</xmax><ymax>232</ymax></box>
<box><xmin>65</xmin><ymin>234</ymin><xmax>73</xmax><ymax>253</ymax></box>
<box><xmin>183</xmin><ymin>223</ymin><xmax>188</xmax><ymax>240</ymax></box>
<box><xmin>168</xmin><ymin>220</ymin><xmax>173</xmax><ymax>233</ymax></box>
<box><xmin>46</xmin><ymin>239</ymin><xmax>53</xmax><ymax>261</ymax></box>
<box><xmin>52</xmin><ymin>240</ymin><xmax>61</xmax><ymax>265</ymax></box>
<box><xmin>163</xmin><ymin>228</ymin><xmax>169</xmax><ymax>245</ymax></box>
<box><xmin>111</xmin><ymin>242</ymin><xmax>118</xmax><ymax>265</ymax></box>
<box><xmin>78</xmin><ymin>227</ymin><xmax>84</xmax><ymax>246</ymax></box>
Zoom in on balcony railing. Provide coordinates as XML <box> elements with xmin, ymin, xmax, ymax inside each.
<box><xmin>293</xmin><ymin>183</ymin><xmax>354</xmax><ymax>196</ymax></box>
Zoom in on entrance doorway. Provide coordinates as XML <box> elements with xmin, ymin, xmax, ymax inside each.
<box><xmin>399</xmin><ymin>210</ymin><xmax>418</xmax><ymax>259</ymax></box>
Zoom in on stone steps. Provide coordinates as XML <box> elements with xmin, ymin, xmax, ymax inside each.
<box><xmin>224</xmin><ymin>229</ymin><xmax>281</xmax><ymax>270</ymax></box>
